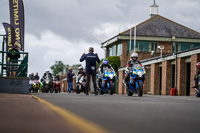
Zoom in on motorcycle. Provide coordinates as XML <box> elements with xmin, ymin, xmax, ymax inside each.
<box><xmin>75</xmin><ymin>74</ymin><xmax>86</xmax><ymax>94</ymax></box>
<box><xmin>29</xmin><ymin>79</ymin><xmax>34</xmax><ymax>93</ymax></box>
<box><xmin>42</xmin><ymin>74</ymin><xmax>53</xmax><ymax>93</ymax></box>
<box><xmin>53</xmin><ymin>79</ymin><xmax>61</xmax><ymax>93</ymax></box>
<box><xmin>125</xmin><ymin>64</ymin><xmax>146</xmax><ymax>97</ymax></box>
<box><xmin>32</xmin><ymin>79</ymin><xmax>40</xmax><ymax>93</ymax></box>
<box><xmin>195</xmin><ymin>78</ymin><xmax>200</xmax><ymax>97</ymax></box>
<box><xmin>97</xmin><ymin>69</ymin><xmax>116</xmax><ymax>95</ymax></box>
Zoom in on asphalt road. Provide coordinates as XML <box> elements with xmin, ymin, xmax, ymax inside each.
<box><xmin>34</xmin><ymin>93</ymin><xmax>200</xmax><ymax>133</ymax></box>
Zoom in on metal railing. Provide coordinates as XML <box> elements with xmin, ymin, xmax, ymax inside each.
<box><xmin>0</xmin><ymin>51</ymin><xmax>28</xmax><ymax>77</ymax></box>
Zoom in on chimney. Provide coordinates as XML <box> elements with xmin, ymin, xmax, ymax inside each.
<box><xmin>150</xmin><ymin>0</ymin><xmax>159</xmax><ymax>17</ymax></box>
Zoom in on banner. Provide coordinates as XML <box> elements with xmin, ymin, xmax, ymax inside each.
<box><xmin>2</xmin><ymin>23</ymin><xmax>15</xmax><ymax>52</ymax></box>
<box><xmin>9</xmin><ymin>0</ymin><xmax>25</xmax><ymax>51</ymax></box>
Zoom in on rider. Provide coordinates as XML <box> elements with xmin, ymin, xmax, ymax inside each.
<box><xmin>192</xmin><ymin>62</ymin><xmax>200</xmax><ymax>88</ymax></box>
<box><xmin>124</xmin><ymin>52</ymin><xmax>142</xmax><ymax>87</ymax></box>
<box><xmin>29</xmin><ymin>73</ymin><xmax>34</xmax><ymax>80</ymax></box>
<box><xmin>54</xmin><ymin>74</ymin><xmax>60</xmax><ymax>81</ymax></box>
<box><xmin>98</xmin><ymin>58</ymin><xmax>115</xmax><ymax>88</ymax></box>
<box><xmin>77</xmin><ymin>66</ymin><xmax>86</xmax><ymax>78</ymax></box>
<box><xmin>41</xmin><ymin>69</ymin><xmax>53</xmax><ymax>88</ymax></box>
<box><xmin>34</xmin><ymin>72</ymin><xmax>40</xmax><ymax>80</ymax></box>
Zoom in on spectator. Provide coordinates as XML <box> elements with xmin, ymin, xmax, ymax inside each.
<box><xmin>67</xmin><ymin>67</ymin><xmax>74</xmax><ymax>93</ymax></box>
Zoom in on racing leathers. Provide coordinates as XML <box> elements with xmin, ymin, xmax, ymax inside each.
<box><xmin>124</xmin><ymin>60</ymin><xmax>142</xmax><ymax>87</ymax></box>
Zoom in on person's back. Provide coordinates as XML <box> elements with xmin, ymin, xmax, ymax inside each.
<box><xmin>80</xmin><ymin>52</ymin><xmax>100</xmax><ymax>73</ymax></box>
<box><xmin>80</xmin><ymin>47</ymin><xmax>100</xmax><ymax>95</ymax></box>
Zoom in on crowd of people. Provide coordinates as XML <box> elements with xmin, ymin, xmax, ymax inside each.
<box><xmin>28</xmin><ymin>47</ymin><xmax>200</xmax><ymax>96</ymax></box>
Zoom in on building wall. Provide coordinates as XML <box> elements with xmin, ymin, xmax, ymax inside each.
<box><xmin>176</xmin><ymin>57</ymin><xmax>186</xmax><ymax>96</ymax></box>
<box><xmin>161</xmin><ymin>61</ymin><xmax>171</xmax><ymax>95</ymax></box>
<box><xmin>150</xmin><ymin>63</ymin><xmax>159</xmax><ymax>95</ymax></box>
<box><xmin>118</xmin><ymin>70</ymin><xmax>125</xmax><ymax>94</ymax></box>
<box><xmin>158</xmin><ymin>42</ymin><xmax>172</xmax><ymax>53</ymax></box>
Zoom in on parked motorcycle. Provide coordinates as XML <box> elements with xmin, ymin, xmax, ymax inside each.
<box><xmin>53</xmin><ymin>80</ymin><xmax>61</xmax><ymax>93</ymax></box>
<box><xmin>97</xmin><ymin>69</ymin><xmax>116</xmax><ymax>95</ymax></box>
<box><xmin>125</xmin><ymin>64</ymin><xmax>146</xmax><ymax>97</ymax></box>
<box><xmin>42</xmin><ymin>74</ymin><xmax>53</xmax><ymax>93</ymax></box>
<box><xmin>195</xmin><ymin>78</ymin><xmax>200</xmax><ymax>97</ymax></box>
<box><xmin>75</xmin><ymin>74</ymin><xmax>86</xmax><ymax>94</ymax></box>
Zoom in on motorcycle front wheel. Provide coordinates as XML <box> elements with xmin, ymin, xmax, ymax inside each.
<box><xmin>109</xmin><ymin>82</ymin><xmax>114</xmax><ymax>95</ymax></box>
<box><xmin>137</xmin><ymin>81</ymin><xmax>143</xmax><ymax>97</ymax></box>
<box><xmin>196</xmin><ymin>91</ymin><xmax>200</xmax><ymax>97</ymax></box>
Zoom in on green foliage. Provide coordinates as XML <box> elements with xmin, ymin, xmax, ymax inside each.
<box><xmin>97</xmin><ymin>56</ymin><xmax>121</xmax><ymax>72</ymax></box>
<box><xmin>50</xmin><ymin>61</ymin><xmax>65</xmax><ymax>76</ymax></box>
<box><xmin>107</xmin><ymin>56</ymin><xmax>121</xmax><ymax>72</ymax></box>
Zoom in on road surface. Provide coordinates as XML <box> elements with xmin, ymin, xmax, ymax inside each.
<box><xmin>34</xmin><ymin>93</ymin><xmax>200</xmax><ymax>133</ymax></box>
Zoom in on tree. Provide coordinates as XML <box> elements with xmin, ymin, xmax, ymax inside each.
<box><xmin>50</xmin><ymin>61</ymin><xmax>65</xmax><ymax>76</ymax></box>
<box><xmin>97</xmin><ymin>56</ymin><xmax>121</xmax><ymax>73</ymax></box>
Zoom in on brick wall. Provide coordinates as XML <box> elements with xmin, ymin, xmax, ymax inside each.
<box><xmin>118</xmin><ymin>70</ymin><xmax>125</xmax><ymax>94</ymax></box>
<box><xmin>190</xmin><ymin>54</ymin><xmax>200</xmax><ymax>95</ymax></box>
<box><xmin>120</xmin><ymin>41</ymin><xmax>128</xmax><ymax>67</ymax></box>
<box><xmin>162</xmin><ymin>61</ymin><xmax>171</xmax><ymax>95</ymax></box>
<box><xmin>158</xmin><ymin>42</ymin><xmax>172</xmax><ymax>54</ymax></box>
<box><xmin>150</xmin><ymin>63</ymin><xmax>159</xmax><ymax>95</ymax></box>
<box><xmin>177</xmin><ymin>57</ymin><xmax>186</xmax><ymax>96</ymax></box>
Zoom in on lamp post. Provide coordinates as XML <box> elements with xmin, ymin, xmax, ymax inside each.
<box><xmin>158</xmin><ymin>45</ymin><xmax>164</xmax><ymax>58</ymax></box>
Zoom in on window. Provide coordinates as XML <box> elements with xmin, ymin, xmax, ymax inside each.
<box><xmin>112</xmin><ymin>45</ymin><xmax>116</xmax><ymax>56</ymax></box>
<box><xmin>109</xmin><ymin>47</ymin><xmax>113</xmax><ymax>56</ymax></box>
<box><xmin>150</xmin><ymin>42</ymin><xmax>158</xmax><ymax>52</ymax></box>
<box><xmin>117</xmin><ymin>43</ymin><xmax>122</xmax><ymax>56</ymax></box>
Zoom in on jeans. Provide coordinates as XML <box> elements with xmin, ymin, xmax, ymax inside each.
<box><xmin>68</xmin><ymin>82</ymin><xmax>73</xmax><ymax>93</ymax></box>
<box><xmin>86</xmin><ymin>73</ymin><xmax>97</xmax><ymax>93</ymax></box>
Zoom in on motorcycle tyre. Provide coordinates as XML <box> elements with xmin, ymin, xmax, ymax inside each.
<box><xmin>138</xmin><ymin>81</ymin><xmax>143</xmax><ymax>97</ymax></box>
<box><xmin>196</xmin><ymin>91</ymin><xmax>200</xmax><ymax>97</ymax></box>
<box><xmin>109</xmin><ymin>82</ymin><xmax>114</xmax><ymax>95</ymax></box>
<box><xmin>126</xmin><ymin>87</ymin><xmax>133</xmax><ymax>96</ymax></box>
<box><xmin>76</xmin><ymin>85</ymin><xmax>80</xmax><ymax>94</ymax></box>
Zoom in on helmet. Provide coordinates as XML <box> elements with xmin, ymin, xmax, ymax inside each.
<box><xmin>45</xmin><ymin>69</ymin><xmax>49</xmax><ymax>73</ymax></box>
<box><xmin>78</xmin><ymin>66</ymin><xmax>83</xmax><ymax>71</ymax></box>
<box><xmin>103</xmin><ymin>58</ymin><xmax>109</xmax><ymax>64</ymax></box>
<box><xmin>196</xmin><ymin>62</ymin><xmax>200</xmax><ymax>69</ymax></box>
<box><xmin>35</xmin><ymin>72</ymin><xmax>38</xmax><ymax>76</ymax></box>
<box><xmin>131</xmin><ymin>53</ymin><xmax>138</xmax><ymax>58</ymax></box>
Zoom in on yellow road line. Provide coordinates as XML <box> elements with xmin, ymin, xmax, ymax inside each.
<box><xmin>32</xmin><ymin>95</ymin><xmax>112</xmax><ymax>133</ymax></box>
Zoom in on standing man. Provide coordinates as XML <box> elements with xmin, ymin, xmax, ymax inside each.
<box><xmin>67</xmin><ymin>67</ymin><xmax>74</xmax><ymax>93</ymax></box>
<box><xmin>7</xmin><ymin>47</ymin><xmax>20</xmax><ymax>77</ymax></box>
<box><xmin>80</xmin><ymin>47</ymin><xmax>100</xmax><ymax>95</ymax></box>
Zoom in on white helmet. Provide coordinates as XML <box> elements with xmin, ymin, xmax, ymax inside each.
<box><xmin>78</xmin><ymin>66</ymin><xmax>83</xmax><ymax>71</ymax></box>
<box><xmin>131</xmin><ymin>53</ymin><xmax>138</xmax><ymax>58</ymax></box>
<box><xmin>45</xmin><ymin>69</ymin><xmax>49</xmax><ymax>73</ymax></box>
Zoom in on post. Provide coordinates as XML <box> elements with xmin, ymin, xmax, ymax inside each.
<box><xmin>134</xmin><ymin>25</ymin><xmax>136</xmax><ymax>53</ymax></box>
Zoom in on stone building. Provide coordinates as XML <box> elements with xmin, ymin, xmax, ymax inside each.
<box><xmin>101</xmin><ymin>1</ymin><xmax>200</xmax><ymax>95</ymax></box>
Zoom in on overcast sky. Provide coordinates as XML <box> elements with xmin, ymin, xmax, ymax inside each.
<box><xmin>0</xmin><ymin>0</ymin><xmax>200</xmax><ymax>77</ymax></box>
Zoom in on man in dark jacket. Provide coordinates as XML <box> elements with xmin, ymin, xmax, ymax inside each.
<box><xmin>80</xmin><ymin>47</ymin><xmax>100</xmax><ymax>95</ymax></box>
<box><xmin>67</xmin><ymin>67</ymin><xmax>74</xmax><ymax>93</ymax></box>
<box><xmin>7</xmin><ymin>47</ymin><xmax>20</xmax><ymax>77</ymax></box>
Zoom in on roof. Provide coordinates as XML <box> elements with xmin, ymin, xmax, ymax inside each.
<box><xmin>120</xmin><ymin>15</ymin><xmax>200</xmax><ymax>39</ymax></box>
